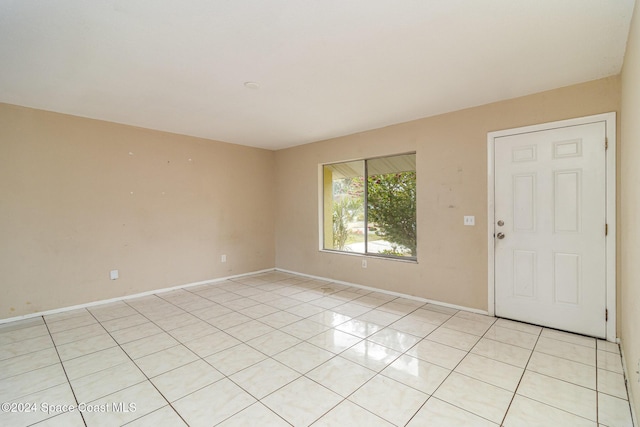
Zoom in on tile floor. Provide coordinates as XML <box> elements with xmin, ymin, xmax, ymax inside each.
<box><xmin>0</xmin><ymin>271</ymin><xmax>635</xmax><ymax>426</ymax></box>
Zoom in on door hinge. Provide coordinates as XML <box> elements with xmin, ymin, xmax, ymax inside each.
<box><xmin>605</xmin><ymin>224</ymin><xmax>608</xmax><ymax>236</ymax></box>
<box><xmin>605</xmin><ymin>137</ymin><xmax>609</xmax><ymax>150</ymax></box>
<box><xmin>606</xmin><ymin>309</ymin><xmax>609</xmax><ymax>322</ymax></box>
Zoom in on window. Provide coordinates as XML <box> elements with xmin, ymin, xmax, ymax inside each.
<box><xmin>322</xmin><ymin>153</ymin><xmax>416</xmax><ymax>259</ymax></box>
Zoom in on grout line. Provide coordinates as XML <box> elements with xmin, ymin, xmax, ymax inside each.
<box><xmin>498</xmin><ymin>328</ymin><xmax>541</xmax><ymax>426</ymax></box>
<box><xmin>84</xmin><ymin>304</ymin><xmax>193</xmax><ymax>426</ymax></box>
<box><xmin>41</xmin><ymin>316</ymin><xmax>89</xmax><ymax>427</ymax></box>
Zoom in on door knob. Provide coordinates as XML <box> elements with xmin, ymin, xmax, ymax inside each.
<box><xmin>496</xmin><ymin>232</ymin><xmax>505</xmax><ymax>239</ymax></box>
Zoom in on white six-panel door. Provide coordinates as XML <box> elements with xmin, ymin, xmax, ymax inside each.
<box><xmin>494</xmin><ymin>121</ymin><xmax>607</xmax><ymax>338</ymax></box>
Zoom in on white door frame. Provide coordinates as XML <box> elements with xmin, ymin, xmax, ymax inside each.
<box><xmin>487</xmin><ymin>112</ymin><xmax>617</xmax><ymax>341</ymax></box>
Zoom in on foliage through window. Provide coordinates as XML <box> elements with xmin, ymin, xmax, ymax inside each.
<box><xmin>323</xmin><ymin>153</ymin><xmax>416</xmax><ymax>259</ymax></box>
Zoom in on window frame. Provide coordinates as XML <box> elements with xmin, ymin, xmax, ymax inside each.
<box><xmin>319</xmin><ymin>152</ymin><xmax>417</xmax><ymax>262</ymax></box>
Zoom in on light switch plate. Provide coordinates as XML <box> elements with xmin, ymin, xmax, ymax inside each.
<box><xmin>110</xmin><ymin>270</ymin><xmax>119</xmax><ymax>280</ymax></box>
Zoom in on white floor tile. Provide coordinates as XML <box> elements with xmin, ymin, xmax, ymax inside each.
<box><xmin>504</xmin><ymin>394</ymin><xmax>596</xmax><ymax>427</ymax></box>
<box><xmin>407</xmin><ymin>397</ymin><xmax>499</xmax><ymax>427</ymax></box>
<box><xmin>153</xmin><ymin>313</ymin><xmax>201</xmax><ymax>331</ymax></box>
<box><xmin>535</xmin><ymin>337</ymin><xmax>595</xmax><ymax>366</ymax></box>
<box><xmin>245</xmin><ymin>330</ymin><xmax>301</xmax><ymax>356</ymax></box>
<box><xmin>484</xmin><ymin>325</ymin><xmax>539</xmax><ymax>350</ymax></box>
<box><xmin>258</xmin><ymin>311</ymin><xmax>303</xmax><ymax>328</ymax></box>
<box><xmin>541</xmin><ymin>328</ymin><xmax>596</xmax><ymax>348</ymax></box>
<box><xmin>279</xmin><ymin>319</ymin><xmax>330</xmax><ymax>340</ymax></box>
<box><xmin>597</xmin><ymin>368</ymin><xmax>628</xmax><ymax>400</ymax></box>
<box><xmin>50</xmin><ymin>323</ymin><xmax>105</xmax><ymax>346</ymax></box>
<box><xmin>0</xmin><ymin>383</ymin><xmax>77</xmax><ymax>427</ymax></box>
<box><xmin>597</xmin><ymin>392</ymin><xmax>634</xmax><ymax>427</ymax></box>
<box><xmin>134</xmin><ymin>344</ymin><xmax>198</xmax><ymax>378</ymax></box>
<box><xmin>442</xmin><ymin>316</ymin><xmax>493</xmax><ymax>336</ymax></box>
<box><xmin>405</xmin><ymin>340</ymin><xmax>465</xmax><ymax>372</ymax></box>
<box><xmin>597</xmin><ymin>349</ymin><xmax>624</xmax><ymax>374</ymax></box>
<box><xmin>151</xmin><ymin>359</ymin><xmax>224</xmax><ymax>402</ymax></box>
<box><xmin>357</xmin><ymin>309</ymin><xmax>402</xmax><ymax>326</ymax></box>
<box><xmin>262</xmin><ymin>377</ymin><xmax>342</xmax><ymax>426</ymax></box>
<box><xmin>314</xmin><ymin>400</ymin><xmax>394</xmax><ymax>427</ymax></box>
<box><xmin>183</xmin><ymin>330</ymin><xmax>241</xmax><ymax>358</ymax></box>
<box><xmin>31</xmin><ymin>410</ymin><xmax>86</xmax><ymax>427</ymax></box>
<box><xmin>121</xmin><ymin>333</ymin><xmax>179</xmax><ymax>359</ymax></box>
<box><xmin>382</xmin><ymin>354</ymin><xmax>450</xmax><ymax>394</ymax></box>
<box><xmin>348</xmin><ymin>374</ymin><xmax>428</xmax><ymax>426</ymax></box>
<box><xmin>45</xmin><ymin>314</ymin><xmax>97</xmax><ymax>334</ymax></box>
<box><xmin>0</xmin><ymin>334</ymin><xmax>54</xmax><ymax>361</ymax></box>
<box><xmin>455</xmin><ymin>353</ymin><xmax>524</xmax><ymax>392</ymax></box>
<box><xmin>597</xmin><ymin>339</ymin><xmax>620</xmax><ymax>354</ymax></box>
<box><xmin>433</xmin><ymin>372</ymin><xmax>513</xmax><ymax>424</ymax></box>
<box><xmin>470</xmin><ymin>337</ymin><xmax>532</xmax><ymax>368</ymax></box>
<box><xmin>335</xmin><ymin>319</ymin><xmax>384</xmax><ymax>339</ymax></box>
<box><xmin>367</xmin><ymin>328</ymin><xmax>420</xmax><ymax>352</ymax></box>
<box><xmin>494</xmin><ymin>318</ymin><xmax>542</xmax><ymax>335</ymax></box>
<box><xmin>341</xmin><ymin>340</ymin><xmax>402</xmax><ymax>372</ymax></box>
<box><xmin>83</xmin><ymin>381</ymin><xmax>167</xmax><ymax>427</ymax></box>
<box><xmin>168</xmin><ymin>321</ymin><xmax>219</xmax><ymax>342</ymax></box>
<box><xmin>238</xmin><ymin>303</ymin><xmax>281</xmax><ymax>319</ymax></box>
<box><xmin>272</xmin><ymin>342</ymin><xmax>335</xmax><ymax>374</ymax></box>
<box><xmin>217</xmin><ymin>402</ymin><xmax>290</xmax><ymax>426</ymax></box>
<box><xmin>331</xmin><ymin>302</ymin><xmax>373</xmax><ymax>318</ymax></box>
<box><xmin>307</xmin><ymin>329</ymin><xmax>362</xmax><ymax>354</ymax></box>
<box><xmin>70</xmin><ymin>360</ymin><xmax>146</xmax><ymax>402</ymax></box>
<box><xmin>377</xmin><ymin>301</ymin><xmax>418</xmax><ymax>315</ymax></box>
<box><xmin>230</xmin><ymin>358</ymin><xmax>300</xmax><ymax>399</ymax></box>
<box><xmin>284</xmin><ymin>302</ymin><xmax>326</xmax><ymax>318</ymax></box>
<box><xmin>56</xmin><ymin>333</ymin><xmax>116</xmax><ymax>361</ymax></box>
<box><xmin>125</xmin><ymin>406</ymin><xmax>188</xmax><ymax>427</ymax></box>
<box><xmin>516</xmin><ymin>371</ymin><xmax>597</xmax><ymax>421</ymax></box>
<box><xmin>190</xmin><ymin>303</ymin><xmax>233</xmax><ymax>321</ymax></box>
<box><xmin>62</xmin><ymin>347</ymin><xmax>130</xmax><ymax>380</ymax></box>
<box><xmin>422</xmin><ymin>304</ymin><xmax>458</xmax><ymax>315</ymax></box>
<box><xmin>204</xmin><ymin>343</ymin><xmax>267</xmax><ymax>375</ymax></box>
<box><xmin>425</xmin><ymin>327</ymin><xmax>480</xmax><ymax>351</ymax></box>
<box><xmin>0</xmin><ymin>348</ymin><xmax>60</xmax><ymax>380</ymax></box>
<box><xmin>101</xmin><ymin>313</ymin><xmax>148</xmax><ymax>332</ymax></box>
<box><xmin>0</xmin><ymin>323</ymin><xmax>49</xmax><ymax>346</ymax></box>
<box><xmin>88</xmin><ymin>302</ymin><xmax>137</xmax><ymax>322</ymax></box>
<box><xmin>307</xmin><ymin>356</ymin><xmax>376</xmax><ymax>397</ymax></box>
<box><xmin>527</xmin><ymin>351</ymin><xmax>596</xmax><ymax>389</ymax></box>
<box><xmin>174</xmin><ymin>378</ymin><xmax>256</xmax><ymax>427</ymax></box>
<box><xmin>407</xmin><ymin>308</ymin><xmax>452</xmax><ymax>326</ymax></box>
<box><xmin>390</xmin><ymin>316</ymin><xmax>438</xmax><ymax>337</ymax></box>
<box><xmin>0</xmin><ymin>363</ymin><xmax>67</xmax><ymax>402</ymax></box>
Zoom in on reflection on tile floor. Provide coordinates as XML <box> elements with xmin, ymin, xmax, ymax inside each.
<box><xmin>0</xmin><ymin>271</ymin><xmax>635</xmax><ymax>426</ymax></box>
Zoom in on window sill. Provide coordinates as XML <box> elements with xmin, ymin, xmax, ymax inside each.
<box><xmin>319</xmin><ymin>249</ymin><xmax>418</xmax><ymax>264</ymax></box>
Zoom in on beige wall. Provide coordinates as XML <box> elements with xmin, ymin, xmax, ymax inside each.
<box><xmin>0</xmin><ymin>103</ymin><xmax>275</xmax><ymax>319</ymax></box>
<box><xmin>275</xmin><ymin>77</ymin><xmax>620</xmax><ymax>311</ymax></box>
<box><xmin>621</xmin><ymin>0</ymin><xmax>640</xmax><ymax>417</ymax></box>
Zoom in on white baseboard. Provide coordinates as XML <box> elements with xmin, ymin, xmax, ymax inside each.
<box><xmin>275</xmin><ymin>268</ymin><xmax>489</xmax><ymax>315</ymax></box>
<box><xmin>0</xmin><ymin>268</ymin><xmax>275</xmax><ymax>325</ymax></box>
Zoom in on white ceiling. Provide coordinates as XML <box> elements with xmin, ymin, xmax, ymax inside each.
<box><xmin>0</xmin><ymin>1</ymin><xmax>635</xmax><ymax>150</ymax></box>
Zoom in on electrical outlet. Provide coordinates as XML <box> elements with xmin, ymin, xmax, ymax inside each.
<box><xmin>464</xmin><ymin>216</ymin><xmax>475</xmax><ymax>226</ymax></box>
<box><xmin>221</xmin><ymin>254</ymin><xmax>227</xmax><ymax>263</ymax></box>
<box><xmin>362</xmin><ymin>259</ymin><xmax>367</xmax><ymax>268</ymax></box>
<box><xmin>110</xmin><ymin>270</ymin><xmax>119</xmax><ymax>280</ymax></box>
